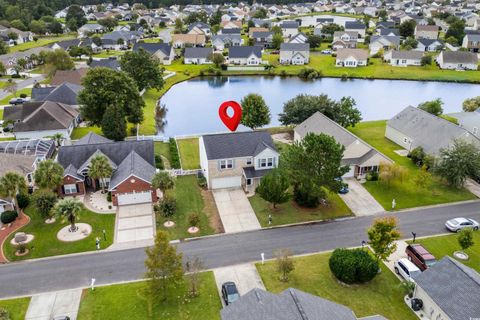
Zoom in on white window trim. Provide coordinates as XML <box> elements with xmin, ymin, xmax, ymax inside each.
<box><xmin>64</xmin><ymin>184</ymin><xmax>77</xmax><ymax>194</ymax></box>
<box><xmin>219</xmin><ymin>159</ymin><xmax>234</xmax><ymax>170</ymax></box>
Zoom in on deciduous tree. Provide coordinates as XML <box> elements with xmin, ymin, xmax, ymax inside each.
<box><xmin>66</xmin><ymin>5</ymin><xmax>87</xmax><ymax>31</ymax></box>
<box><xmin>256</xmin><ymin>169</ymin><xmax>289</xmax><ymax>209</ymax></box>
<box><xmin>462</xmin><ymin>96</ymin><xmax>480</xmax><ymax>112</ymax></box>
<box><xmin>418</xmin><ymin>98</ymin><xmax>443</xmax><ymax>116</ymax></box>
<box><xmin>185</xmin><ymin>256</ymin><xmax>204</xmax><ymax>297</ymax></box>
<box><xmin>119</xmin><ymin>49</ymin><xmax>164</xmax><ymax>91</ymax></box>
<box><xmin>275</xmin><ymin>248</ymin><xmax>295</xmax><ymax>282</ymax></box>
<box><xmin>458</xmin><ymin>228</ymin><xmax>474</xmax><ymax>252</ymax></box>
<box><xmin>399</xmin><ymin>20</ymin><xmax>416</xmax><ymax>38</ymax></box>
<box><xmin>240</xmin><ymin>93</ymin><xmax>271</xmax><ymax>130</ymax></box>
<box><xmin>367</xmin><ymin>216</ymin><xmax>401</xmax><ymax>262</ymax></box>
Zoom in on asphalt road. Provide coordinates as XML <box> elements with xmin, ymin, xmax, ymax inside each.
<box><xmin>0</xmin><ymin>74</ymin><xmax>45</xmax><ymax>101</ymax></box>
<box><xmin>0</xmin><ymin>201</ymin><xmax>479</xmax><ymax>298</ymax></box>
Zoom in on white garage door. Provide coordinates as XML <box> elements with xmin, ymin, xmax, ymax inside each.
<box><xmin>343</xmin><ymin>165</ymin><xmax>355</xmax><ymax>178</ymax></box>
<box><xmin>211</xmin><ymin>176</ymin><xmax>242</xmax><ymax>189</ymax></box>
<box><xmin>117</xmin><ymin>191</ymin><xmax>152</xmax><ymax>206</ymax></box>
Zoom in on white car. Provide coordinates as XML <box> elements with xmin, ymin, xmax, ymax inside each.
<box><xmin>394</xmin><ymin>258</ymin><xmax>421</xmax><ymax>282</ymax></box>
<box><xmin>321</xmin><ymin>49</ymin><xmax>332</xmax><ymax>55</ymax></box>
<box><xmin>445</xmin><ymin>217</ymin><xmax>479</xmax><ymax>232</ymax></box>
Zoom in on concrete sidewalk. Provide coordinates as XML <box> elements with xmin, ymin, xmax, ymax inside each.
<box><xmin>25</xmin><ymin>289</ymin><xmax>82</xmax><ymax>320</ymax></box>
<box><xmin>213</xmin><ymin>189</ymin><xmax>261</xmax><ymax>233</ymax></box>
<box><xmin>340</xmin><ymin>179</ymin><xmax>385</xmax><ymax>216</ymax></box>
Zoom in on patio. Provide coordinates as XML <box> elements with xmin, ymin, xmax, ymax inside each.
<box><xmin>84</xmin><ymin>190</ymin><xmax>116</xmax><ymax>213</ymax></box>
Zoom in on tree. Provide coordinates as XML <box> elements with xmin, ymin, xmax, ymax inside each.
<box><xmin>119</xmin><ymin>49</ymin><xmax>164</xmax><ymax>91</ymax></box>
<box><xmin>34</xmin><ymin>189</ymin><xmax>57</xmax><ymax>219</ymax></box>
<box><xmin>53</xmin><ymin>198</ymin><xmax>83</xmax><ymax>232</ymax></box>
<box><xmin>6</xmin><ymin>79</ymin><xmax>17</xmax><ymax>97</ymax></box>
<box><xmin>34</xmin><ymin>159</ymin><xmax>63</xmax><ymax>191</ymax></box>
<box><xmin>457</xmin><ymin>228</ymin><xmax>474</xmax><ymax>252</ymax></box>
<box><xmin>209</xmin><ymin>10</ymin><xmax>222</xmax><ymax>26</ymax></box>
<box><xmin>145</xmin><ymin>231</ymin><xmax>184</xmax><ymax>302</ymax></box>
<box><xmin>47</xmin><ymin>21</ymin><xmax>63</xmax><ymax>35</ymax></box>
<box><xmin>399</xmin><ymin>20</ymin><xmax>416</xmax><ymax>38</ymax></box>
<box><xmin>329</xmin><ymin>248</ymin><xmax>379</xmax><ymax>284</ymax></box>
<box><xmin>0</xmin><ymin>61</ymin><xmax>6</xmax><ymax>76</ymax></box>
<box><xmin>0</xmin><ymin>172</ymin><xmax>27</xmax><ymax>215</ymax></box>
<box><xmin>66</xmin><ymin>5</ymin><xmax>87</xmax><ymax>31</ymax></box>
<box><xmin>445</xmin><ymin>19</ymin><xmax>465</xmax><ymax>46</ymax></box>
<box><xmin>306</xmin><ymin>35</ymin><xmax>322</xmax><ymax>48</ymax></box>
<box><xmin>0</xmin><ymin>39</ymin><xmax>8</xmax><ymax>55</ymax></box>
<box><xmin>88</xmin><ymin>155</ymin><xmax>113</xmax><ymax>193</ymax></box>
<box><xmin>10</xmin><ymin>20</ymin><xmax>26</xmax><ymax>31</ymax></box>
<box><xmin>414</xmin><ymin>165</ymin><xmax>432</xmax><ymax>188</ymax></box>
<box><xmin>78</xmin><ymin>68</ymin><xmax>145</xmax><ymax>140</ymax></box>
<box><xmin>185</xmin><ymin>257</ymin><xmax>204</xmax><ymax>297</ymax></box>
<box><xmin>420</xmin><ymin>55</ymin><xmax>432</xmax><ymax>66</ymax></box>
<box><xmin>321</xmin><ymin>23</ymin><xmax>343</xmax><ymax>38</ymax></box>
<box><xmin>30</xmin><ymin>20</ymin><xmax>47</xmax><ymax>34</ymax></box>
<box><xmin>43</xmin><ymin>49</ymin><xmax>74</xmax><ymax>77</ymax></box>
<box><xmin>275</xmin><ymin>248</ymin><xmax>295</xmax><ymax>282</ymax></box>
<box><xmin>240</xmin><ymin>93</ymin><xmax>271</xmax><ymax>130</ymax></box>
<box><xmin>435</xmin><ymin>140</ymin><xmax>480</xmax><ymax>188</ymax></box>
<box><xmin>174</xmin><ymin>18</ymin><xmax>184</xmax><ymax>33</ymax></box>
<box><xmin>209</xmin><ymin>52</ymin><xmax>225</xmax><ymax>67</ymax></box>
<box><xmin>98</xmin><ymin>17</ymin><xmax>118</xmax><ymax>31</ymax></box>
<box><xmin>253</xmin><ymin>8</ymin><xmax>268</xmax><ymax>19</ymax></box>
<box><xmin>157</xmin><ymin>196</ymin><xmax>176</xmax><ymax>218</ymax></box>
<box><xmin>462</xmin><ymin>96</ymin><xmax>480</xmax><ymax>112</ymax></box>
<box><xmin>272</xmin><ymin>33</ymin><xmax>283</xmax><ymax>50</ymax></box>
<box><xmin>256</xmin><ymin>169</ymin><xmax>289</xmax><ymax>209</ymax></box>
<box><xmin>401</xmin><ymin>36</ymin><xmax>418</xmax><ymax>50</ymax></box>
<box><xmin>418</xmin><ymin>98</ymin><xmax>443</xmax><ymax>116</ymax></box>
<box><xmin>279</xmin><ymin>94</ymin><xmax>361</xmax><ymax>127</ymax></box>
<box><xmin>152</xmin><ymin>171</ymin><xmax>175</xmax><ymax>197</ymax></box>
<box><xmin>185</xmin><ymin>11</ymin><xmax>208</xmax><ymax>25</ymax></box>
<box><xmin>282</xmin><ymin>133</ymin><xmax>348</xmax><ymax>207</ymax></box>
<box><xmin>379</xmin><ymin>162</ymin><xmax>408</xmax><ymax>186</ymax></box>
<box><xmin>69</xmin><ymin>46</ymin><xmax>90</xmax><ymax>59</ymax></box>
<box><xmin>367</xmin><ymin>217</ymin><xmax>401</xmax><ymax>262</ymax></box>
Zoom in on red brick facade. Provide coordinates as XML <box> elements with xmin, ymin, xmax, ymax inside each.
<box><xmin>111</xmin><ymin>175</ymin><xmax>157</xmax><ymax>206</ymax></box>
<box><xmin>58</xmin><ymin>175</ymin><xmax>85</xmax><ymax>197</ymax></box>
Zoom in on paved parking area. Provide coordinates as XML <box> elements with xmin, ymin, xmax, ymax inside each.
<box><xmin>25</xmin><ymin>289</ymin><xmax>82</xmax><ymax>320</ymax></box>
<box><xmin>114</xmin><ymin>203</ymin><xmax>155</xmax><ymax>244</ymax></box>
<box><xmin>213</xmin><ymin>263</ymin><xmax>265</xmax><ymax>306</ymax></box>
<box><xmin>339</xmin><ymin>178</ymin><xmax>385</xmax><ymax>216</ymax></box>
<box><xmin>213</xmin><ymin>188</ymin><xmax>261</xmax><ymax>233</ymax></box>
<box><xmin>384</xmin><ymin>240</ymin><xmax>409</xmax><ymax>280</ymax></box>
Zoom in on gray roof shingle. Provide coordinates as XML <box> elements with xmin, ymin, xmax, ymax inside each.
<box><xmin>228</xmin><ymin>46</ymin><xmax>262</xmax><ymax>59</ymax></box>
<box><xmin>133</xmin><ymin>42</ymin><xmax>172</xmax><ymax>56</ymax></box>
<box><xmin>184</xmin><ymin>47</ymin><xmax>213</xmax><ymax>59</ymax></box>
<box><xmin>109</xmin><ymin>150</ymin><xmax>156</xmax><ymax>189</ymax></box>
<box><xmin>32</xmin><ymin>82</ymin><xmax>82</xmax><ymax>105</ymax></box>
<box><xmin>280</xmin><ymin>42</ymin><xmax>309</xmax><ymax>51</ymax></box>
<box><xmin>74</xmin><ymin>132</ymin><xmax>112</xmax><ymax>145</ymax></box>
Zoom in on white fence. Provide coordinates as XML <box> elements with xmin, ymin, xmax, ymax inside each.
<box><xmin>227</xmin><ymin>66</ymin><xmax>265</xmax><ymax>71</ymax></box>
<box><xmin>167</xmin><ymin>169</ymin><xmax>202</xmax><ymax>176</ymax></box>
<box><xmin>131</xmin><ymin>135</ymin><xmax>168</xmax><ymax>142</ymax></box>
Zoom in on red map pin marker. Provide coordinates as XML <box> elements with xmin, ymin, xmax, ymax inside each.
<box><xmin>219</xmin><ymin>101</ymin><xmax>242</xmax><ymax>132</ymax></box>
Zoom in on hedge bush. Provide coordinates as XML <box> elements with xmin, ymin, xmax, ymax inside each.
<box><xmin>169</xmin><ymin>138</ymin><xmax>181</xmax><ymax>169</ymax></box>
<box><xmin>329</xmin><ymin>248</ymin><xmax>379</xmax><ymax>284</ymax></box>
<box><xmin>158</xmin><ymin>196</ymin><xmax>177</xmax><ymax>218</ymax></box>
<box><xmin>16</xmin><ymin>193</ymin><xmax>30</xmax><ymax>210</ymax></box>
<box><xmin>0</xmin><ymin>210</ymin><xmax>18</xmax><ymax>224</ymax></box>
<box><xmin>155</xmin><ymin>154</ymin><xmax>164</xmax><ymax>170</ymax></box>
<box><xmin>0</xmin><ymin>308</ymin><xmax>10</xmax><ymax>320</ymax></box>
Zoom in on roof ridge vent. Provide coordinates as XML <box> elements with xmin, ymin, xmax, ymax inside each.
<box><xmin>289</xmin><ymin>289</ymin><xmax>309</xmax><ymax>320</ymax></box>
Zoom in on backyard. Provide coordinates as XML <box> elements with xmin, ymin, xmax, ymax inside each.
<box><xmin>257</xmin><ymin>252</ymin><xmax>416</xmax><ymax>320</ymax></box>
<box><xmin>176</xmin><ymin>138</ymin><xmax>200</xmax><ymax>169</ymax></box>
<box><xmin>0</xmin><ymin>297</ymin><xmax>30</xmax><ymax>320</ymax></box>
<box><xmin>7</xmin><ymin>35</ymin><xmax>76</xmax><ymax>53</ymax></box>
<box><xmin>78</xmin><ymin>272</ymin><xmax>221</xmax><ymax>320</ymax></box>
<box><xmin>348</xmin><ymin>120</ymin><xmax>476</xmax><ymax>210</ymax></box>
<box><xmin>71</xmin><ymin>126</ymin><xmax>103</xmax><ymax>140</ymax></box>
<box><xmin>154</xmin><ymin>141</ymin><xmax>172</xmax><ymax>166</ymax></box>
<box><xmin>3</xmin><ymin>205</ymin><xmax>115</xmax><ymax>261</ymax></box>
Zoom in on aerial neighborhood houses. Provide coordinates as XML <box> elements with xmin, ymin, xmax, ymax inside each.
<box><xmin>335</xmin><ymin>48</ymin><xmax>368</xmax><ymax>67</ymax></box>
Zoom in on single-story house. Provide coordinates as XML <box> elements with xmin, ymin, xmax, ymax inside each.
<box><xmin>50</xmin><ymin>39</ymin><xmax>82</xmax><ymax>51</ymax></box>
<box><xmin>345</xmin><ymin>21</ymin><xmax>366</xmax><ymax>38</ymax></box>
<box><xmin>280</xmin><ymin>20</ymin><xmax>300</xmax><ymax>38</ymax></box>
<box><xmin>211</xmin><ymin>34</ymin><xmax>242</xmax><ymax>50</ymax></box>
<box><xmin>51</xmin><ymin>68</ymin><xmax>88</xmax><ymax>86</ymax></box>
<box><xmin>221</xmin><ymin>20</ymin><xmax>242</xmax><ymax>29</ymax></box>
<box><xmin>101</xmin><ymin>30</ymin><xmax>143</xmax><ymax>50</ymax></box>
<box><xmin>332</xmin><ymin>31</ymin><xmax>358</xmax><ymax>50</ymax></box>
<box><xmin>369</xmin><ymin>35</ymin><xmax>400</xmax><ymax>55</ymax></box>
<box><xmin>415</xmin><ymin>39</ymin><xmax>443</xmax><ymax>52</ymax></box>
<box><xmin>3</xmin><ymin>101</ymin><xmax>80</xmax><ymax>140</ymax></box>
<box><xmin>386</xmin><ymin>106</ymin><xmax>480</xmax><ymax>155</ymax></box>
<box><xmin>89</xmin><ymin>57</ymin><xmax>121</xmax><ymax>70</ymax></box>
<box><xmin>436</xmin><ymin>51</ymin><xmax>478</xmax><ymax>70</ymax></box>
<box><xmin>384</xmin><ymin>50</ymin><xmax>424</xmax><ymax>66</ymax></box>
<box><xmin>78</xmin><ymin>23</ymin><xmax>106</xmax><ymax>38</ymax></box>
<box><xmin>221</xmin><ymin>288</ymin><xmax>388</xmax><ymax>320</ymax></box>
<box><xmin>335</xmin><ymin>48</ymin><xmax>368</xmax><ymax>67</ymax></box>
<box><xmin>288</xmin><ymin>32</ymin><xmax>308</xmax><ymax>44</ymax></box>
<box><xmin>171</xmin><ymin>33</ymin><xmax>206</xmax><ymax>48</ymax></box>
<box><xmin>0</xmin><ymin>26</ymin><xmax>33</xmax><ymax>45</ymax></box>
<box><xmin>379</xmin><ymin>28</ymin><xmax>400</xmax><ymax>37</ymax></box>
<box><xmin>31</xmin><ymin>82</ymin><xmax>82</xmax><ymax>107</ymax></box>
<box><xmin>248</xmin><ymin>27</ymin><xmax>269</xmax><ymax>38</ymax></box>
<box><xmin>187</xmin><ymin>22</ymin><xmax>211</xmax><ymax>36</ymax></box>
<box><xmin>0</xmin><ymin>47</ymin><xmax>52</xmax><ymax>75</ymax></box>
<box><xmin>413</xmin><ymin>257</ymin><xmax>480</xmax><ymax>320</ymax></box>
<box><xmin>252</xmin><ymin>31</ymin><xmax>274</xmax><ymax>48</ymax></box>
<box><xmin>462</xmin><ymin>33</ymin><xmax>480</xmax><ymax>52</ymax></box>
<box><xmin>294</xmin><ymin>112</ymin><xmax>392</xmax><ymax>178</ymax></box>
<box><xmin>57</xmin><ymin>133</ymin><xmax>157</xmax><ymax>206</ymax></box>
<box><xmin>184</xmin><ymin>47</ymin><xmax>213</xmax><ymax>64</ymax></box>
<box><xmin>132</xmin><ymin>42</ymin><xmax>174</xmax><ymax>65</ymax></box>
<box><xmin>199</xmin><ymin>131</ymin><xmax>279</xmax><ymax>192</ymax></box>
<box><xmin>449</xmin><ymin>109</ymin><xmax>480</xmax><ymax>137</ymax></box>
<box><xmin>279</xmin><ymin>43</ymin><xmax>310</xmax><ymax>65</ymax></box>
<box><xmin>228</xmin><ymin>46</ymin><xmax>262</xmax><ymax>65</ymax></box>
<box><xmin>414</xmin><ymin>25</ymin><xmax>439</xmax><ymax>40</ymax></box>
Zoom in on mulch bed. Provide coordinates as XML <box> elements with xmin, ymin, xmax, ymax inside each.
<box><xmin>0</xmin><ymin>211</ymin><xmax>30</xmax><ymax>263</ymax></box>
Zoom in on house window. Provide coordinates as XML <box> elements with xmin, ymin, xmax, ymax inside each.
<box><xmin>259</xmin><ymin>158</ymin><xmax>274</xmax><ymax>168</ymax></box>
<box><xmin>246</xmin><ymin>158</ymin><xmax>252</xmax><ymax>165</ymax></box>
<box><xmin>246</xmin><ymin>178</ymin><xmax>252</xmax><ymax>185</ymax></box>
<box><xmin>219</xmin><ymin>159</ymin><xmax>233</xmax><ymax>169</ymax></box>
<box><xmin>64</xmin><ymin>184</ymin><xmax>77</xmax><ymax>194</ymax></box>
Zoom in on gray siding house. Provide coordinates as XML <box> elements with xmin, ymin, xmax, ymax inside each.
<box><xmin>449</xmin><ymin>109</ymin><xmax>480</xmax><ymax>137</ymax></box>
<box><xmin>279</xmin><ymin>43</ymin><xmax>310</xmax><ymax>65</ymax></box>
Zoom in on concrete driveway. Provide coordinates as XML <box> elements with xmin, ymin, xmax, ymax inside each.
<box><xmin>114</xmin><ymin>203</ymin><xmax>155</xmax><ymax>246</ymax></box>
<box><xmin>339</xmin><ymin>178</ymin><xmax>384</xmax><ymax>216</ymax></box>
<box><xmin>384</xmin><ymin>240</ymin><xmax>409</xmax><ymax>280</ymax></box>
<box><xmin>25</xmin><ymin>289</ymin><xmax>82</xmax><ymax>320</ymax></box>
<box><xmin>213</xmin><ymin>188</ymin><xmax>261</xmax><ymax>233</ymax></box>
<box><xmin>213</xmin><ymin>263</ymin><xmax>265</xmax><ymax>306</ymax></box>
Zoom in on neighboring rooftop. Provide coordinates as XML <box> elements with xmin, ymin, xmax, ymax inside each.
<box><xmin>50</xmin><ymin>68</ymin><xmax>88</xmax><ymax>86</ymax></box>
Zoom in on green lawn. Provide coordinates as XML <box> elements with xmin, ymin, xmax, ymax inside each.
<box><xmin>8</xmin><ymin>36</ymin><xmax>75</xmax><ymax>53</ymax></box>
<box><xmin>71</xmin><ymin>126</ymin><xmax>103</xmax><ymax>140</ymax></box>
<box><xmin>157</xmin><ymin>175</ymin><xmax>217</xmax><ymax>240</ymax></box>
<box><xmin>154</xmin><ymin>141</ymin><xmax>172</xmax><ymax>164</ymax></box>
<box><xmin>0</xmin><ymin>297</ymin><xmax>31</xmax><ymax>320</ymax></box>
<box><xmin>408</xmin><ymin>233</ymin><xmax>480</xmax><ymax>273</ymax></box>
<box><xmin>250</xmin><ymin>191</ymin><xmax>352</xmax><ymax>227</ymax></box>
<box><xmin>92</xmin><ymin>50</ymin><xmax>126</xmax><ymax>58</ymax></box>
<box><xmin>257</xmin><ymin>252</ymin><xmax>416</xmax><ymax>320</ymax></box>
<box><xmin>78</xmin><ymin>272</ymin><xmax>221</xmax><ymax>320</ymax></box>
<box><xmin>0</xmin><ymin>88</ymin><xmax>32</xmax><ymax>105</ymax></box>
<box><xmin>4</xmin><ymin>204</ymin><xmax>115</xmax><ymax>261</ymax></box>
<box><xmin>348</xmin><ymin>121</ymin><xmax>476</xmax><ymax>210</ymax></box>
<box><xmin>0</xmin><ymin>81</ymin><xmax>9</xmax><ymax>89</ymax></box>
<box><xmin>177</xmin><ymin>138</ymin><xmax>200</xmax><ymax>169</ymax></box>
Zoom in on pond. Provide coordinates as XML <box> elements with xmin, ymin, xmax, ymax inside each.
<box><xmin>157</xmin><ymin>76</ymin><xmax>480</xmax><ymax>137</ymax></box>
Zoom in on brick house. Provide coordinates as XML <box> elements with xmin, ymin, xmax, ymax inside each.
<box><xmin>57</xmin><ymin>133</ymin><xmax>157</xmax><ymax>206</ymax></box>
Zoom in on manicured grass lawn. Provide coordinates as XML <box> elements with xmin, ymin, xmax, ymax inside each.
<box><xmin>78</xmin><ymin>272</ymin><xmax>221</xmax><ymax>320</ymax></box>
<box><xmin>249</xmin><ymin>191</ymin><xmax>352</xmax><ymax>227</ymax></box>
<box><xmin>177</xmin><ymin>138</ymin><xmax>200</xmax><ymax>169</ymax></box>
<box><xmin>0</xmin><ymin>81</ymin><xmax>9</xmax><ymax>89</ymax></box>
<box><xmin>8</xmin><ymin>36</ymin><xmax>75</xmax><ymax>53</ymax></box>
<box><xmin>0</xmin><ymin>297</ymin><xmax>31</xmax><ymax>320</ymax></box>
<box><xmin>92</xmin><ymin>50</ymin><xmax>126</xmax><ymax>58</ymax></box>
<box><xmin>4</xmin><ymin>204</ymin><xmax>115</xmax><ymax>261</ymax></box>
<box><xmin>154</xmin><ymin>141</ymin><xmax>172</xmax><ymax>164</ymax></box>
<box><xmin>408</xmin><ymin>233</ymin><xmax>480</xmax><ymax>273</ymax></box>
<box><xmin>0</xmin><ymin>137</ymin><xmax>15</xmax><ymax>141</ymax></box>
<box><xmin>257</xmin><ymin>252</ymin><xmax>416</xmax><ymax>320</ymax></box>
<box><xmin>157</xmin><ymin>175</ymin><xmax>217</xmax><ymax>240</ymax></box>
<box><xmin>71</xmin><ymin>126</ymin><xmax>103</xmax><ymax>140</ymax></box>
<box><xmin>0</xmin><ymin>88</ymin><xmax>32</xmax><ymax>105</ymax></box>
<box><xmin>348</xmin><ymin>121</ymin><xmax>476</xmax><ymax>210</ymax></box>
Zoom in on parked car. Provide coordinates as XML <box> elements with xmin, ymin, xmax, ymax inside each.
<box><xmin>221</xmin><ymin>282</ymin><xmax>240</xmax><ymax>305</ymax></box>
<box><xmin>445</xmin><ymin>217</ymin><xmax>479</xmax><ymax>232</ymax></box>
<box><xmin>9</xmin><ymin>97</ymin><xmax>26</xmax><ymax>105</ymax></box>
<box><xmin>405</xmin><ymin>243</ymin><xmax>436</xmax><ymax>271</ymax></box>
<box><xmin>53</xmin><ymin>316</ymin><xmax>70</xmax><ymax>320</ymax></box>
<box><xmin>339</xmin><ymin>183</ymin><xmax>349</xmax><ymax>194</ymax></box>
<box><xmin>394</xmin><ymin>258</ymin><xmax>421</xmax><ymax>282</ymax></box>
<box><xmin>321</xmin><ymin>49</ymin><xmax>332</xmax><ymax>54</ymax></box>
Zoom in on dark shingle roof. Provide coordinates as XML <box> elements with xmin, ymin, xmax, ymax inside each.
<box><xmin>90</xmin><ymin>58</ymin><xmax>121</xmax><ymax>70</ymax></box>
<box><xmin>32</xmin><ymin>82</ymin><xmax>82</xmax><ymax>105</ymax></box>
<box><xmin>109</xmin><ymin>150</ymin><xmax>156</xmax><ymax>189</ymax></box>
<box><xmin>280</xmin><ymin>43</ymin><xmax>309</xmax><ymax>51</ymax></box>
<box><xmin>243</xmin><ymin>167</ymin><xmax>272</xmax><ymax>178</ymax></box>
<box><xmin>202</xmin><ymin>131</ymin><xmax>276</xmax><ymax>160</ymax></box>
<box><xmin>221</xmin><ymin>28</ymin><xmax>241</xmax><ymax>34</ymax></box>
<box><xmin>280</xmin><ymin>20</ymin><xmax>299</xmax><ymax>28</ymax></box>
<box><xmin>441</xmin><ymin>51</ymin><xmax>478</xmax><ymax>64</ymax></box>
<box><xmin>228</xmin><ymin>46</ymin><xmax>262</xmax><ymax>59</ymax></box>
<box><xmin>184</xmin><ymin>47</ymin><xmax>213</xmax><ymax>59</ymax></box>
<box><xmin>74</xmin><ymin>132</ymin><xmax>112</xmax><ymax>145</ymax></box>
<box><xmin>133</xmin><ymin>42</ymin><xmax>172</xmax><ymax>56</ymax></box>
<box><xmin>345</xmin><ymin>21</ymin><xmax>366</xmax><ymax>29</ymax></box>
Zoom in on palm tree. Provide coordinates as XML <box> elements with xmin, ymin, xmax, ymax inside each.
<box><xmin>89</xmin><ymin>155</ymin><xmax>113</xmax><ymax>193</ymax></box>
<box><xmin>34</xmin><ymin>160</ymin><xmax>64</xmax><ymax>191</ymax></box>
<box><xmin>48</xmin><ymin>133</ymin><xmax>64</xmax><ymax>148</ymax></box>
<box><xmin>0</xmin><ymin>172</ymin><xmax>27</xmax><ymax>215</ymax></box>
<box><xmin>152</xmin><ymin>171</ymin><xmax>175</xmax><ymax>199</ymax></box>
<box><xmin>53</xmin><ymin>198</ymin><xmax>83</xmax><ymax>232</ymax></box>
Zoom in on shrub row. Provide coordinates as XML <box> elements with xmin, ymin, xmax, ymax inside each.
<box><xmin>169</xmin><ymin>138</ymin><xmax>181</xmax><ymax>169</ymax></box>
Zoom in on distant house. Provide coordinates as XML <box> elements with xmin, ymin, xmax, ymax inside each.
<box><xmin>379</xmin><ymin>28</ymin><xmax>400</xmax><ymax>37</ymax></box>
<box><xmin>386</xmin><ymin>106</ymin><xmax>480</xmax><ymax>155</ymax></box>
<box><xmin>252</xmin><ymin>31</ymin><xmax>274</xmax><ymax>48</ymax></box>
<box><xmin>0</xmin><ymin>47</ymin><xmax>52</xmax><ymax>75</ymax></box>
<box><xmin>414</xmin><ymin>25</ymin><xmax>439</xmax><ymax>40</ymax></box>
<box><xmin>344</xmin><ymin>21</ymin><xmax>366</xmax><ymax>38</ymax></box>
<box><xmin>369</xmin><ymin>35</ymin><xmax>400</xmax><ymax>55</ymax></box>
<box><xmin>3</xmin><ymin>101</ymin><xmax>80</xmax><ymax>140</ymax></box>
<box><xmin>449</xmin><ymin>109</ymin><xmax>480</xmax><ymax>137</ymax></box>
<box><xmin>415</xmin><ymin>39</ymin><xmax>443</xmax><ymax>52</ymax></box>
<box><xmin>248</xmin><ymin>27</ymin><xmax>269</xmax><ymax>38</ymax></box>
<box><xmin>50</xmin><ymin>39</ymin><xmax>82</xmax><ymax>51</ymax></box>
<box><xmin>90</xmin><ymin>57</ymin><xmax>121</xmax><ymax>70</ymax></box>
<box><xmin>187</xmin><ymin>22</ymin><xmax>211</xmax><ymax>36</ymax></box>
<box><xmin>294</xmin><ymin>112</ymin><xmax>391</xmax><ymax>178</ymax></box>
<box><xmin>184</xmin><ymin>47</ymin><xmax>213</xmax><ymax>64</ymax></box>
<box><xmin>132</xmin><ymin>42</ymin><xmax>174</xmax><ymax>65</ymax></box>
<box><xmin>335</xmin><ymin>48</ymin><xmax>368</xmax><ymax>67</ymax></box>
<box><xmin>288</xmin><ymin>32</ymin><xmax>308</xmax><ymax>44</ymax></box>
<box><xmin>384</xmin><ymin>50</ymin><xmax>423</xmax><ymax>66</ymax></box>
<box><xmin>436</xmin><ymin>51</ymin><xmax>478</xmax><ymax>70</ymax></box>
<box><xmin>221</xmin><ymin>287</ymin><xmax>388</xmax><ymax>320</ymax></box>
<box><xmin>332</xmin><ymin>31</ymin><xmax>358</xmax><ymax>50</ymax></box>
<box><xmin>78</xmin><ymin>23</ymin><xmax>106</xmax><ymax>37</ymax></box>
<box><xmin>51</xmin><ymin>68</ymin><xmax>88</xmax><ymax>86</ymax></box>
<box><xmin>376</xmin><ymin>21</ymin><xmax>396</xmax><ymax>31</ymax></box>
<box><xmin>171</xmin><ymin>33</ymin><xmax>206</xmax><ymax>48</ymax></box>
<box><xmin>199</xmin><ymin>131</ymin><xmax>279</xmax><ymax>192</ymax></box>
<box><xmin>279</xmin><ymin>43</ymin><xmax>310</xmax><ymax>65</ymax></box>
<box><xmin>0</xmin><ymin>26</ymin><xmax>33</xmax><ymax>45</ymax></box>
<box><xmin>221</xmin><ymin>20</ymin><xmax>242</xmax><ymax>29</ymax></box>
<box><xmin>228</xmin><ymin>46</ymin><xmax>262</xmax><ymax>65</ymax></box>
<box><xmin>280</xmin><ymin>20</ymin><xmax>300</xmax><ymax>38</ymax></box>
<box><xmin>211</xmin><ymin>34</ymin><xmax>242</xmax><ymax>50</ymax></box>
<box><xmin>462</xmin><ymin>33</ymin><xmax>480</xmax><ymax>52</ymax></box>
<box><xmin>219</xmin><ymin>28</ymin><xmax>242</xmax><ymax>35</ymax></box>
<box><xmin>413</xmin><ymin>257</ymin><xmax>480</xmax><ymax>320</ymax></box>
<box><xmin>31</xmin><ymin>82</ymin><xmax>82</xmax><ymax>106</ymax></box>
<box><xmin>101</xmin><ymin>30</ymin><xmax>142</xmax><ymax>50</ymax></box>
